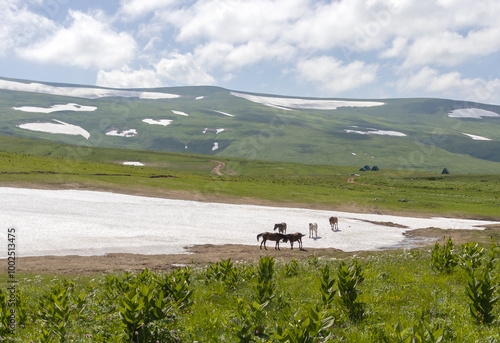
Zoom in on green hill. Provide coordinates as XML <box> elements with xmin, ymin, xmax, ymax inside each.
<box><xmin>1</xmin><ymin>76</ymin><xmax>499</xmax><ymax>173</ymax></box>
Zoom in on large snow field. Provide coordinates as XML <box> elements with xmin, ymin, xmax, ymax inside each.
<box><xmin>1</xmin><ymin>187</ymin><xmax>498</xmax><ymax>258</ymax></box>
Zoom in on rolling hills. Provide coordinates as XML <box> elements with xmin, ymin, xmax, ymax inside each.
<box><xmin>1</xmin><ymin>76</ymin><xmax>499</xmax><ymax>173</ymax></box>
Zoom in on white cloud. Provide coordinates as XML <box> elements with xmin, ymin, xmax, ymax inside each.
<box><xmin>166</xmin><ymin>0</ymin><xmax>307</xmax><ymax>44</ymax></box>
<box><xmin>96</xmin><ymin>66</ymin><xmax>161</xmax><ymax>88</ymax></box>
<box><xmin>402</xmin><ymin>28</ymin><xmax>500</xmax><ymax>68</ymax></box>
<box><xmin>118</xmin><ymin>0</ymin><xmax>175</xmax><ymax>20</ymax></box>
<box><xmin>16</xmin><ymin>10</ymin><xmax>137</xmax><ymax>69</ymax></box>
<box><xmin>399</xmin><ymin>67</ymin><xmax>500</xmax><ymax>103</ymax></box>
<box><xmin>0</xmin><ymin>0</ymin><xmax>56</xmax><ymax>56</ymax></box>
<box><xmin>155</xmin><ymin>53</ymin><xmax>215</xmax><ymax>85</ymax></box>
<box><xmin>296</xmin><ymin>56</ymin><xmax>378</xmax><ymax>93</ymax></box>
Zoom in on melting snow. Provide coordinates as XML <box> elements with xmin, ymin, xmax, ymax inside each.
<box><xmin>172</xmin><ymin>110</ymin><xmax>188</xmax><ymax>116</ymax></box>
<box><xmin>0</xmin><ymin>79</ymin><xmax>179</xmax><ymax>99</ymax></box>
<box><xmin>17</xmin><ymin>120</ymin><xmax>90</xmax><ymax>139</ymax></box>
<box><xmin>142</xmin><ymin>119</ymin><xmax>173</xmax><ymax>126</ymax></box>
<box><xmin>106</xmin><ymin>129</ymin><xmax>137</xmax><ymax>137</ymax></box>
<box><xmin>0</xmin><ymin>187</ymin><xmax>498</xmax><ymax>257</ymax></box>
<box><xmin>231</xmin><ymin>91</ymin><xmax>384</xmax><ymax>110</ymax></box>
<box><xmin>462</xmin><ymin>133</ymin><xmax>491</xmax><ymax>141</ymax></box>
<box><xmin>212</xmin><ymin>142</ymin><xmax>219</xmax><ymax>151</ymax></box>
<box><xmin>204</xmin><ymin>128</ymin><xmax>226</xmax><ymax>134</ymax></box>
<box><xmin>12</xmin><ymin>103</ymin><xmax>97</xmax><ymax>113</ymax></box>
<box><xmin>196</xmin><ymin>96</ymin><xmax>204</xmax><ymax>100</ymax></box>
<box><xmin>123</xmin><ymin>162</ymin><xmax>144</xmax><ymax>166</ymax></box>
<box><xmin>214</xmin><ymin>110</ymin><xmax>235</xmax><ymax>117</ymax></box>
<box><xmin>448</xmin><ymin>108</ymin><xmax>500</xmax><ymax>119</ymax></box>
<box><xmin>344</xmin><ymin>129</ymin><xmax>407</xmax><ymax>137</ymax></box>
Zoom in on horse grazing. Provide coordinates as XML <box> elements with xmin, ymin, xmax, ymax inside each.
<box><xmin>329</xmin><ymin>216</ymin><xmax>339</xmax><ymax>231</ymax></box>
<box><xmin>257</xmin><ymin>232</ymin><xmax>288</xmax><ymax>250</ymax></box>
<box><xmin>309</xmin><ymin>223</ymin><xmax>318</xmax><ymax>238</ymax></box>
<box><xmin>273</xmin><ymin>222</ymin><xmax>287</xmax><ymax>234</ymax></box>
<box><xmin>287</xmin><ymin>232</ymin><xmax>306</xmax><ymax>250</ymax></box>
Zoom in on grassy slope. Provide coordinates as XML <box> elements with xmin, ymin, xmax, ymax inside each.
<box><xmin>1</xmin><ymin>136</ymin><xmax>499</xmax><ymax>219</ymax></box>
<box><xmin>1</xmin><ymin>83</ymin><xmax>500</xmax><ymax>173</ymax></box>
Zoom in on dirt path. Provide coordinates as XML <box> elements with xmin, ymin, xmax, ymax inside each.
<box><xmin>211</xmin><ymin>160</ymin><xmax>225</xmax><ymax>175</ymax></box>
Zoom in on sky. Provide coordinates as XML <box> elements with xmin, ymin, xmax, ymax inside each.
<box><xmin>1</xmin><ymin>0</ymin><xmax>500</xmax><ymax>104</ymax></box>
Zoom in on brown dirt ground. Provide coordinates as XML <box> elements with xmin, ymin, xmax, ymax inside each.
<box><xmin>3</xmin><ymin>184</ymin><xmax>500</xmax><ymax>275</ymax></box>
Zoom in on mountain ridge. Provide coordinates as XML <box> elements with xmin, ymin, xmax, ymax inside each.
<box><xmin>0</xmin><ymin>76</ymin><xmax>499</xmax><ymax>173</ymax></box>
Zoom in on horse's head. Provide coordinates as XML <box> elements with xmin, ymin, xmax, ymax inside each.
<box><xmin>281</xmin><ymin>234</ymin><xmax>289</xmax><ymax>242</ymax></box>
<box><xmin>273</xmin><ymin>223</ymin><xmax>279</xmax><ymax>230</ymax></box>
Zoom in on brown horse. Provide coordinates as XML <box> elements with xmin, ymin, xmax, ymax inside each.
<box><xmin>273</xmin><ymin>222</ymin><xmax>287</xmax><ymax>234</ymax></box>
<box><xmin>329</xmin><ymin>216</ymin><xmax>338</xmax><ymax>231</ymax></box>
<box><xmin>257</xmin><ymin>232</ymin><xmax>288</xmax><ymax>250</ymax></box>
<box><xmin>287</xmin><ymin>232</ymin><xmax>306</xmax><ymax>250</ymax></box>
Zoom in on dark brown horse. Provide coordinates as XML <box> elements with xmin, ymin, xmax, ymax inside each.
<box><xmin>257</xmin><ymin>232</ymin><xmax>288</xmax><ymax>250</ymax></box>
<box><xmin>329</xmin><ymin>216</ymin><xmax>338</xmax><ymax>231</ymax></box>
<box><xmin>287</xmin><ymin>232</ymin><xmax>306</xmax><ymax>250</ymax></box>
<box><xmin>273</xmin><ymin>222</ymin><xmax>287</xmax><ymax>234</ymax></box>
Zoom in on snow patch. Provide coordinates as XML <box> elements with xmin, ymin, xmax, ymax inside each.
<box><xmin>344</xmin><ymin>129</ymin><xmax>407</xmax><ymax>137</ymax></box>
<box><xmin>142</xmin><ymin>119</ymin><xmax>173</xmax><ymax>126</ymax></box>
<box><xmin>203</xmin><ymin>128</ymin><xmax>226</xmax><ymax>134</ymax></box>
<box><xmin>461</xmin><ymin>133</ymin><xmax>491</xmax><ymax>141</ymax></box>
<box><xmin>12</xmin><ymin>103</ymin><xmax>97</xmax><ymax>113</ymax></box>
<box><xmin>106</xmin><ymin>129</ymin><xmax>137</xmax><ymax>137</ymax></box>
<box><xmin>448</xmin><ymin>108</ymin><xmax>500</xmax><ymax>119</ymax></box>
<box><xmin>0</xmin><ymin>79</ymin><xmax>179</xmax><ymax>99</ymax></box>
<box><xmin>231</xmin><ymin>91</ymin><xmax>384</xmax><ymax>110</ymax></box>
<box><xmin>212</xmin><ymin>142</ymin><xmax>219</xmax><ymax>151</ymax></box>
<box><xmin>196</xmin><ymin>96</ymin><xmax>204</xmax><ymax>100</ymax></box>
<box><xmin>1</xmin><ymin>187</ymin><xmax>499</xmax><ymax>257</ymax></box>
<box><xmin>214</xmin><ymin>110</ymin><xmax>235</xmax><ymax>117</ymax></box>
<box><xmin>123</xmin><ymin>161</ymin><xmax>144</xmax><ymax>166</ymax></box>
<box><xmin>172</xmin><ymin>110</ymin><xmax>188</xmax><ymax>116</ymax></box>
<box><xmin>17</xmin><ymin>119</ymin><xmax>90</xmax><ymax>139</ymax></box>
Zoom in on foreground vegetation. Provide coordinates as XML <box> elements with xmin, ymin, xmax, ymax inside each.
<box><xmin>2</xmin><ymin>238</ymin><xmax>500</xmax><ymax>342</ymax></box>
<box><xmin>0</xmin><ymin>137</ymin><xmax>499</xmax><ymax>219</ymax></box>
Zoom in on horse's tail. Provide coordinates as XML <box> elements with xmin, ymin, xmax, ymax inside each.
<box><xmin>257</xmin><ymin>233</ymin><xmax>263</xmax><ymax>241</ymax></box>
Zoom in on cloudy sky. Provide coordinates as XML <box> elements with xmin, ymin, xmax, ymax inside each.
<box><xmin>1</xmin><ymin>0</ymin><xmax>500</xmax><ymax>104</ymax></box>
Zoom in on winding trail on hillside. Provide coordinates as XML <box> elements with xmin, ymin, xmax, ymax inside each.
<box><xmin>211</xmin><ymin>160</ymin><xmax>225</xmax><ymax>175</ymax></box>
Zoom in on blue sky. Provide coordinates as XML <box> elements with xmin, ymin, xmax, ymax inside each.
<box><xmin>1</xmin><ymin>0</ymin><xmax>500</xmax><ymax>104</ymax></box>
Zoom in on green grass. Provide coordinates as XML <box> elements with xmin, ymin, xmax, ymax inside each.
<box><xmin>3</xmin><ymin>243</ymin><xmax>500</xmax><ymax>342</ymax></box>
<box><xmin>2</xmin><ymin>80</ymin><xmax>500</xmax><ymax>173</ymax></box>
<box><xmin>1</xmin><ymin>136</ymin><xmax>499</xmax><ymax>219</ymax></box>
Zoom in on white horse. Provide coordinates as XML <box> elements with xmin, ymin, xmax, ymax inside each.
<box><xmin>309</xmin><ymin>223</ymin><xmax>318</xmax><ymax>238</ymax></box>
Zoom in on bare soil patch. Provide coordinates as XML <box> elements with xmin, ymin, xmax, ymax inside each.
<box><xmin>13</xmin><ymin>224</ymin><xmax>500</xmax><ymax>275</ymax></box>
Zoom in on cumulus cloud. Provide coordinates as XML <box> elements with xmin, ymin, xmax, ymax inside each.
<box><xmin>96</xmin><ymin>66</ymin><xmax>161</xmax><ymax>88</ymax></box>
<box><xmin>118</xmin><ymin>0</ymin><xmax>175</xmax><ymax>20</ymax></box>
<box><xmin>399</xmin><ymin>67</ymin><xmax>500</xmax><ymax>103</ymax></box>
<box><xmin>155</xmin><ymin>53</ymin><xmax>215</xmax><ymax>85</ymax></box>
<box><xmin>401</xmin><ymin>28</ymin><xmax>500</xmax><ymax>68</ymax></box>
<box><xmin>0</xmin><ymin>0</ymin><xmax>56</xmax><ymax>56</ymax></box>
<box><xmin>296</xmin><ymin>56</ymin><xmax>378</xmax><ymax>93</ymax></box>
<box><xmin>16</xmin><ymin>10</ymin><xmax>137</xmax><ymax>69</ymax></box>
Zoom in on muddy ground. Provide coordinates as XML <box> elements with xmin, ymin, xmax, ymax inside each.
<box><xmin>13</xmin><ymin>224</ymin><xmax>500</xmax><ymax>275</ymax></box>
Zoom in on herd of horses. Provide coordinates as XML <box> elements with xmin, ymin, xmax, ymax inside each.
<box><xmin>257</xmin><ymin>216</ymin><xmax>339</xmax><ymax>250</ymax></box>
